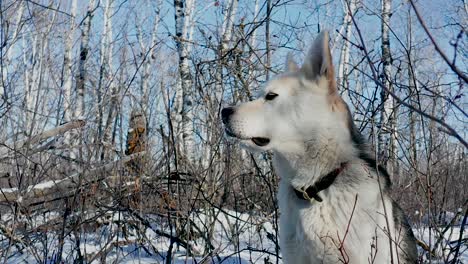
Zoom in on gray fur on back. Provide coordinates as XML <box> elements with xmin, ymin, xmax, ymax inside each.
<box><xmin>392</xmin><ymin>201</ymin><xmax>418</xmax><ymax>263</ymax></box>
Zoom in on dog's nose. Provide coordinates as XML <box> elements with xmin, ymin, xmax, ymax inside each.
<box><xmin>221</xmin><ymin>107</ymin><xmax>234</xmax><ymax>124</ymax></box>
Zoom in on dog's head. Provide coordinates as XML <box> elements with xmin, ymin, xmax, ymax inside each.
<box><xmin>222</xmin><ymin>32</ymin><xmax>352</xmax><ymax>153</ymax></box>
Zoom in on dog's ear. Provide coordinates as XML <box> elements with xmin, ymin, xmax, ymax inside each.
<box><xmin>300</xmin><ymin>31</ymin><xmax>337</xmax><ymax>93</ymax></box>
<box><xmin>285</xmin><ymin>53</ymin><xmax>299</xmax><ymax>72</ymax></box>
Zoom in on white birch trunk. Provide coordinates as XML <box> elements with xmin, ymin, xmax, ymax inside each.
<box><xmin>379</xmin><ymin>0</ymin><xmax>396</xmax><ymax>176</ymax></box>
<box><xmin>221</xmin><ymin>0</ymin><xmax>239</xmax><ymax>51</ymax></box>
<box><xmin>18</xmin><ymin>9</ymin><xmax>57</xmax><ymax>193</ymax></box>
<box><xmin>265</xmin><ymin>0</ymin><xmax>272</xmax><ymax>80</ymax></box>
<box><xmin>213</xmin><ymin>0</ymin><xmax>239</xmax><ymax>110</ymax></box>
<box><xmin>22</xmin><ymin>34</ymin><xmax>35</xmax><ymax>134</ymax></box>
<box><xmin>99</xmin><ymin>0</ymin><xmax>114</xmax><ymax>80</ymax></box>
<box><xmin>337</xmin><ymin>0</ymin><xmax>355</xmax><ymax>92</ymax></box>
<box><xmin>100</xmin><ymin>0</ymin><xmax>116</xmax><ymax>159</ymax></box>
<box><xmin>247</xmin><ymin>0</ymin><xmax>260</xmax><ymax>83</ymax></box>
<box><xmin>97</xmin><ymin>0</ymin><xmax>113</xmax><ymax>136</ymax></box>
<box><xmin>249</xmin><ymin>0</ymin><xmax>260</xmax><ymax>68</ymax></box>
<box><xmin>63</xmin><ymin>0</ymin><xmax>78</xmax><ymax>158</ymax></box>
<box><xmin>174</xmin><ymin>0</ymin><xmax>196</xmax><ymax>163</ymax></box>
<box><xmin>63</xmin><ymin>0</ymin><xmax>78</xmax><ymax>123</ymax></box>
<box><xmin>0</xmin><ymin>2</ymin><xmax>24</xmax><ymax>144</ymax></box>
<box><xmin>26</xmin><ymin>31</ymin><xmax>50</xmax><ymax>136</ymax></box>
<box><xmin>31</xmin><ymin>11</ymin><xmax>57</xmax><ymax>136</ymax></box>
<box><xmin>23</xmin><ymin>10</ymin><xmax>56</xmax><ymax>135</ymax></box>
<box><xmin>1</xmin><ymin>2</ymin><xmax>24</xmax><ymax>99</ymax></box>
<box><xmin>185</xmin><ymin>0</ymin><xmax>196</xmax><ymax>45</ymax></box>
<box><xmin>173</xmin><ymin>0</ymin><xmax>185</xmax><ymax>155</ymax></box>
<box><xmin>137</xmin><ymin>1</ymin><xmax>162</xmax><ymax>111</ymax></box>
<box><xmin>76</xmin><ymin>0</ymin><xmax>96</xmax><ymax>120</ymax></box>
<box><xmin>250</xmin><ymin>0</ymin><xmax>260</xmax><ymax>51</ymax></box>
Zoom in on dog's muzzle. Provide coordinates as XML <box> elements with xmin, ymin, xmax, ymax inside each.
<box><xmin>221</xmin><ymin>107</ymin><xmax>270</xmax><ymax>147</ymax></box>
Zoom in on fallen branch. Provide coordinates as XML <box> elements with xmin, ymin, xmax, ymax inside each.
<box><xmin>416</xmin><ymin>238</ymin><xmax>438</xmax><ymax>258</ymax></box>
<box><xmin>0</xmin><ymin>151</ymin><xmax>146</xmax><ymax>203</ymax></box>
<box><xmin>0</xmin><ymin>120</ymin><xmax>86</xmax><ymax>160</ymax></box>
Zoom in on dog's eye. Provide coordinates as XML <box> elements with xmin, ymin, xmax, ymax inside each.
<box><xmin>265</xmin><ymin>92</ymin><xmax>278</xmax><ymax>101</ymax></box>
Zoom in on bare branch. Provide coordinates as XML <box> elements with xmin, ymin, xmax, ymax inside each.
<box><xmin>346</xmin><ymin>0</ymin><xmax>468</xmax><ymax>149</ymax></box>
<box><xmin>409</xmin><ymin>0</ymin><xmax>468</xmax><ymax>83</ymax></box>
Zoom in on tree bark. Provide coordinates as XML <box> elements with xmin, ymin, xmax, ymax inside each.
<box><xmin>265</xmin><ymin>0</ymin><xmax>272</xmax><ymax>80</ymax></box>
<box><xmin>379</xmin><ymin>0</ymin><xmax>397</xmax><ymax>177</ymax></box>
<box><xmin>0</xmin><ymin>1</ymin><xmax>24</xmax><ymax>100</ymax></box>
<box><xmin>0</xmin><ymin>120</ymin><xmax>86</xmax><ymax>161</ymax></box>
<box><xmin>137</xmin><ymin>0</ymin><xmax>162</xmax><ymax>112</ymax></box>
<box><xmin>62</xmin><ymin>0</ymin><xmax>78</xmax><ymax>158</ymax></box>
<box><xmin>63</xmin><ymin>0</ymin><xmax>78</xmax><ymax>123</ymax></box>
<box><xmin>76</xmin><ymin>0</ymin><xmax>96</xmax><ymax>120</ymax></box>
<box><xmin>99</xmin><ymin>0</ymin><xmax>117</xmax><ymax>160</ymax></box>
<box><xmin>338</xmin><ymin>0</ymin><xmax>356</xmax><ymax>92</ymax></box>
<box><xmin>174</xmin><ymin>0</ymin><xmax>196</xmax><ymax>163</ymax></box>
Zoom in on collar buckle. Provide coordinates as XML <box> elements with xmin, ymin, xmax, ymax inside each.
<box><xmin>293</xmin><ymin>162</ymin><xmax>348</xmax><ymax>203</ymax></box>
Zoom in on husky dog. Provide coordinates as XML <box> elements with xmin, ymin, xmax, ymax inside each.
<box><xmin>221</xmin><ymin>32</ymin><xmax>417</xmax><ymax>263</ymax></box>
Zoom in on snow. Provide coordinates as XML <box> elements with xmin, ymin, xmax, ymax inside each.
<box><xmin>0</xmin><ymin>179</ymin><xmax>60</xmax><ymax>194</ymax></box>
<box><xmin>0</xmin><ymin>187</ymin><xmax>17</xmax><ymax>193</ymax></box>
<box><xmin>2</xmin><ymin>210</ymin><xmax>466</xmax><ymax>263</ymax></box>
<box><xmin>414</xmin><ymin>225</ymin><xmax>467</xmax><ymax>263</ymax></box>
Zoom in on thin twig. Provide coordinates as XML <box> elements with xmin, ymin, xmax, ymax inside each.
<box><xmin>24</xmin><ymin>0</ymin><xmax>72</xmax><ymax>17</ymax></box>
<box><xmin>346</xmin><ymin>0</ymin><xmax>468</xmax><ymax>149</ymax></box>
<box><xmin>409</xmin><ymin>0</ymin><xmax>468</xmax><ymax>83</ymax></box>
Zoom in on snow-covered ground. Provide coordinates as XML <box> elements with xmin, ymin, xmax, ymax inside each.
<box><xmin>414</xmin><ymin>225</ymin><xmax>467</xmax><ymax>263</ymax></box>
<box><xmin>2</xmin><ymin>210</ymin><xmax>466</xmax><ymax>263</ymax></box>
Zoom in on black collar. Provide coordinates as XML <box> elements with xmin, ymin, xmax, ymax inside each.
<box><xmin>293</xmin><ymin>162</ymin><xmax>348</xmax><ymax>202</ymax></box>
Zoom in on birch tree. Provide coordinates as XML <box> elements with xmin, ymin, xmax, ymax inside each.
<box><xmin>265</xmin><ymin>0</ymin><xmax>272</xmax><ymax>80</ymax></box>
<box><xmin>174</xmin><ymin>0</ymin><xmax>196</xmax><ymax>163</ymax></box>
<box><xmin>76</xmin><ymin>0</ymin><xmax>96</xmax><ymax>120</ymax></box>
<box><xmin>0</xmin><ymin>1</ymin><xmax>24</xmax><ymax>101</ymax></box>
<box><xmin>0</xmin><ymin>1</ymin><xmax>24</xmax><ymax>140</ymax></box>
<box><xmin>136</xmin><ymin>0</ymin><xmax>162</xmax><ymax>113</ymax></box>
<box><xmin>24</xmin><ymin>8</ymin><xmax>57</xmax><ymax>136</ymax></box>
<box><xmin>22</xmin><ymin>32</ymin><xmax>34</xmax><ymax>134</ymax></box>
<box><xmin>63</xmin><ymin>0</ymin><xmax>78</xmax><ymax>123</ymax></box>
<box><xmin>248</xmin><ymin>0</ymin><xmax>261</xmax><ymax>86</ymax></box>
<box><xmin>62</xmin><ymin>0</ymin><xmax>78</xmax><ymax>157</ymax></box>
<box><xmin>379</xmin><ymin>0</ymin><xmax>397</xmax><ymax>176</ymax></box>
<box><xmin>0</xmin><ymin>1</ymin><xmax>465</xmax><ymax>262</ymax></box>
<box><xmin>337</xmin><ymin>0</ymin><xmax>356</xmax><ymax>92</ymax></box>
<box><xmin>71</xmin><ymin>0</ymin><xmax>95</xmax><ymax>166</ymax></box>
<box><xmin>215</xmin><ymin>0</ymin><xmax>238</xmax><ymax>103</ymax></box>
<box><xmin>96</xmin><ymin>0</ymin><xmax>116</xmax><ymax>160</ymax></box>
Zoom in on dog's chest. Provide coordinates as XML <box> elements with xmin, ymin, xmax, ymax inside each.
<box><xmin>278</xmin><ymin>179</ymin><xmax>383</xmax><ymax>263</ymax></box>
<box><xmin>279</xmin><ymin>182</ymin><xmax>364</xmax><ymax>235</ymax></box>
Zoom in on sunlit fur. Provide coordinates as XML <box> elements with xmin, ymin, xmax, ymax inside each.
<box><xmin>223</xmin><ymin>32</ymin><xmax>417</xmax><ymax>263</ymax></box>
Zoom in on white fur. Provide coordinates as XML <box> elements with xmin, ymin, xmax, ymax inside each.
<box><xmin>275</xmin><ymin>156</ymin><xmax>397</xmax><ymax>263</ymax></box>
<box><xmin>223</xmin><ymin>32</ymin><xmax>416</xmax><ymax>263</ymax></box>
